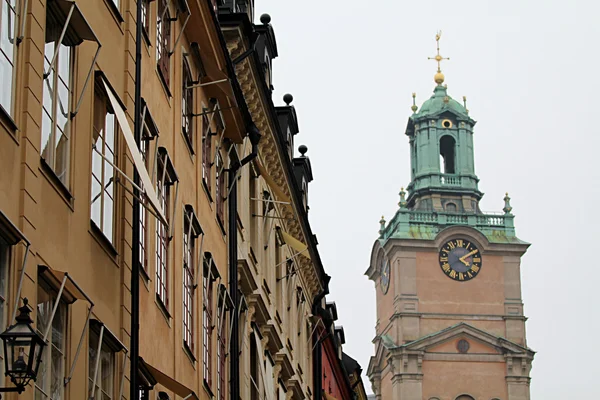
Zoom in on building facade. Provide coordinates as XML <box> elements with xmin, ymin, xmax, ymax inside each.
<box><xmin>365</xmin><ymin>37</ymin><xmax>535</xmax><ymax>400</ymax></box>
<box><xmin>0</xmin><ymin>0</ymin><xmax>364</xmax><ymax>399</ymax></box>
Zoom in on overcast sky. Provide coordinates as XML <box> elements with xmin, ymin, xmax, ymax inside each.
<box><xmin>253</xmin><ymin>0</ymin><xmax>600</xmax><ymax>397</ymax></box>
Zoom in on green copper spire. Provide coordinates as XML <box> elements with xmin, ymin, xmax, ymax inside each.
<box><xmin>376</xmin><ymin>33</ymin><xmax>526</xmax><ymax>246</ymax></box>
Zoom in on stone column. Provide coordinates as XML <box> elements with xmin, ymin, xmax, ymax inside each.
<box><xmin>506</xmin><ymin>355</ymin><xmax>532</xmax><ymax>400</ymax></box>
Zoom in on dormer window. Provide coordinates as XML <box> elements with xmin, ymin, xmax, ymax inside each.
<box><xmin>301</xmin><ymin>177</ymin><xmax>308</xmax><ymax>211</ymax></box>
<box><xmin>264</xmin><ymin>54</ymin><xmax>272</xmax><ymax>89</ymax></box>
<box><xmin>286</xmin><ymin>127</ymin><xmax>293</xmax><ymax>160</ymax></box>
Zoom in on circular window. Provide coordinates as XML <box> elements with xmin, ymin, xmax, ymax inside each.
<box><xmin>442</xmin><ymin>119</ymin><xmax>453</xmax><ymax>128</ymax></box>
<box><xmin>457</xmin><ymin>339</ymin><xmax>470</xmax><ymax>353</ymax></box>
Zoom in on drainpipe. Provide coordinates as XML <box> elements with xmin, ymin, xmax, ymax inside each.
<box><xmin>130</xmin><ymin>0</ymin><xmax>143</xmax><ymax>396</ymax></box>
<box><xmin>312</xmin><ymin>275</ymin><xmax>330</xmax><ymax>400</ymax></box>
<box><xmin>229</xmin><ymin>123</ymin><xmax>261</xmax><ymax>400</ymax></box>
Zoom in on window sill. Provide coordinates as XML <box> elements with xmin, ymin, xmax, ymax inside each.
<box><xmin>217</xmin><ymin>215</ymin><xmax>226</xmax><ymax>236</ymax></box>
<box><xmin>0</xmin><ymin>104</ymin><xmax>18</xmax><ymax>143</ymax></box>
<box><xmin>139</xmin><ymin>263</ymin><xmax>151</xmax><ymax>282</ymax></box>
<box><xmin>156</xmin><ymin>68</ymin><xmax>172</xmax><ymax>98</ymax></box>
<box><xmin>203</xmin><ymin>380</ymin><xmax>214</xmax><ymax>398</ymax></box>
<box><xmin>142</xmin><ymin>27</ymin><xmax>151</xmax><ymax>48</ymax></box>
<box><xmin>102</xmin><ymin>0</ymin><xmax>124</xmax><ymax>27</ymax></box>
<box><xmin>183</xmin><ymin>342</ymin><xmax>196</xmax><ymax>364</ymax></box>
<box><xmin>155</xmin><ymin>293</ymin><xmax>172</xmax><ymax>322</ymax></box>
<box><xmin>202</xmin><ymin>179</ymin><xmax>213</xmax><ymax>203</ymax></box>
<box><xmin>182</xmin><ymin>130</ymin><xmax>195</xmax><ymax>157</ymax></box>
<box><xmin>40</xmin><ymin>158</ymin><xmax>74</xmax><ymax>209</ymax></box>
<box><xmin>90</xmin><ymin>221</ymin><xmax>119</xmax><ymax>261</ymax></box>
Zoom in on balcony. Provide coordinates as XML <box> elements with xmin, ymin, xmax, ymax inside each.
<box><xmin>440</xmin><ymin>174</ymin><xmax>461</xmax><ymax>186</ymax></box>
<box><xmin>383</xmin><ymin>209</ymin><xmax>520</xmax><ymax>244</ymax></box>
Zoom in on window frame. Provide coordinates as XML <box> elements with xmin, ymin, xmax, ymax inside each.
<box><xmin>139</xmin><ymin>101</ymin><xmax>159</xmax><ymax>275</ymax></box>
<box><xmin>156</xmin><ymin>0</ymin><xmax>171</xmax><ymax>87</ymax></box>
<box><xmin>41</xmin><ymin>38</ymin><xmax>75</xmax><ymax>187</ymax></box>
<box><xmin>0</xmin><ymin>0</ymin><xmax>18</xmax><ymax>119</ymax></box>
<box><xmin>155</xmin><ymin>148</ymin><xmax>177</xmax><ymax>311</ymax></box>
<box><xmin>183</xmin><ymin>206</ymin><xmax>201</xmax><ymax>358</ymax></box>
<box><xmin>91</xmin><ymin>80</ymin><xmax>118</xmax><ymax>244</ymax></box>
<box><xmin>35</xmin><ymin>278</ymin><xmax>68</xmax><ymax>400</ymax></box>
<box><xmin>202</xmin><ymin>254</ymin><xmax>219</xmax><ymax>389</ymax></box>
<box><xmin>88</xmin><ymin>329</ymin><xmax>116</xmax><ymax>400</ymax></box>
<box><xmin>0</xmin><ymin>238</ymin><xmax>9</xmax><ymax>378</ymax></box>
<box><xmin>182</xmin><ymin>56</ymin><xmax>194</xmax><ymax>150</ymax></box>
<box><xmin>215</xmin><ymin>150</ymin><xmax>225</xmax><ymax>226</ymax></box>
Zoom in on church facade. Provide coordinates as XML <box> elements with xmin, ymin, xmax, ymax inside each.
<box><xmin>365</xmin><ymin>36</ymin><xmax>534</xmax><ymax>400</ymax></box>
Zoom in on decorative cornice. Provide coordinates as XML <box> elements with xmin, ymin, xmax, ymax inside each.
<box><xmin>222</xmin><ymin>29</ymin><xmax>322</xmax><ymax>301</ymax></box>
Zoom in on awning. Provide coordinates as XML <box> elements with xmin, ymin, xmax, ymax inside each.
<box><xmin>100</xmin><ymin>77</ymin><xmax>168</xmax><ymax>226</ymax></box>
<box><xmin>38</xmin><ymin>265</ymin><xmax>92</xmax><ymax>304</ymax></box>
<box><xmin>202</xmin><ymin>54</ymin><xmax>237</xmax><ymax>106</ymax></box>
<box><xmin>0</xmin><ymin>210</ymin><xmax>29</xmax><ymax>246</ymax></box>
<box><xmin>255</xmin><ymin>160</ymin><xmax>291</xmax><ymax>204</ymax></box>
<box><xmin>279</xmin><ymin>230</ymin><xmax>310</xmax><ymax>260</ymax></box>
<box><xmin>45</xmin><ymin>0</ymin><xmax>98</xmax><ymax>46</ymax></box>
<box><xmin>139</xmin><ymin>358</ymin><xmax>199</xmax><ymax>400</ymax></box>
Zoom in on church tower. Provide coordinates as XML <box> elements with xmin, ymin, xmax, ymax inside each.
<box><xmin>366</xmin><ymin>34</ymin><xmax>534</xmax><ymax>400</ymax></box>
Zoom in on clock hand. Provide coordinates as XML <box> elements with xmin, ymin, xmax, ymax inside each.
<box><xmin>459</xmin><ymin>250</ymin><xmax>478</xmax><ymax>264</ymax></box>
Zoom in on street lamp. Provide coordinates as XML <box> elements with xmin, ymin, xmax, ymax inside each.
<box><xmin>0</xmin><ymin>298</ymin><xmax>45</xmax><ymax>396</ymax></box>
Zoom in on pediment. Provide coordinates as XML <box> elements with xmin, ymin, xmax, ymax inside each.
<box><xmin>403</xmin><ymin>323</ymin><xmax>533</xmax><ymax>356</ymax></box>
<box><xmin>367</xmin><ymin>335</ymin><xmax>396</xmax><ymax>376</ymax></box>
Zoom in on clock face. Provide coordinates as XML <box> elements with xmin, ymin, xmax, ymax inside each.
<box><xmin>438</xmin><ymin>238</ymin><xmax>482</xmax><ymax>282</ymax></box>
<box><xmin>380</xmin><ymin>258</ymin><xmax>390</xmax><ymax>294</ymax></box>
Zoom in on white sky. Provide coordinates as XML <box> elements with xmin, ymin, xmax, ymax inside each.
<box><xmin>253</xmin><ymin>0</ymin><xmax>600</xmax><ymax>397</ymax></box>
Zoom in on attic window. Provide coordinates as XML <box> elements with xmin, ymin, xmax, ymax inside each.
<box><xmin>439</xmin><ymin>135</ymin><xmax>456</xmax><ymax>174</ymax></box>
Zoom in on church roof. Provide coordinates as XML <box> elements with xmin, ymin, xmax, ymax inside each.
<box><xmin>412</xmin><ymin>84</ymin><xmax>471</xmax><ymax>121</ymax></box>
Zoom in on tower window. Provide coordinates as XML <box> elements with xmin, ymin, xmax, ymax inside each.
<box><xmin>439</xmin><ymin>135</ymin><xmax>456</xmax><ymax>174</ymax></box>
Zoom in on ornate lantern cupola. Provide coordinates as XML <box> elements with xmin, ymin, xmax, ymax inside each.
<box><xmin>405</xmin><ymin>32</ymin><xmax>482</xmax><ymax>214</ymax></box>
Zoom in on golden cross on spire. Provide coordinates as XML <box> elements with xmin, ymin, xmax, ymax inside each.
<box><xmin>428</xmin><ymin>31</ymin><xmax>449</xmax><ymax>84</ymax></box>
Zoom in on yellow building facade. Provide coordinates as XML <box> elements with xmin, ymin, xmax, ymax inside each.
<box><xmin>0</xmin><ymin>0</ymin><xmax>365</xmax><ymax>399</ymax></box>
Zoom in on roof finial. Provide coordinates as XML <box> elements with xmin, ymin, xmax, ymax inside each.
<box><xmin>428</xmin><ymin>31</ymin><xmax>449</xmax><ymax>85</ymax></box>
<box><xmin>503</xmin><ymin>192</ymin><xmax>513</xmax><ymax>215</ymax></box>
<box><xmin>411</xmin><ymin>93</ymin><xmax>418</xmax><ymax>113</ymax></box>
<box><xmin>379</xmin><ymin>216</ymin><xmax>386</xmax><ymax>236</ymax></box>
<box><xmin>463</xmin><ymin>96</ymin><xmax>469</xmax><ymax>114</ymax></box>
<box><xmin>398</xmin><ymin>187</ymin><xmax>407</xmax><ymax>208</ymax></box>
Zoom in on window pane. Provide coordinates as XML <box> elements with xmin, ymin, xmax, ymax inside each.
<box><xmin>57</xmin><ymin>45</ymin><xmax>70</xmax><ymax>84</ymax></box>
<box><xmin>0</xmin><ymin>54</ymin><xmax>12</xmax><ymax>112</ymax></box>
<box><xmin>51</xmin><ymin>346</ymin><xmax>64</xmax><ymax>399</ymax></box>
<box><xmin>41</xmin><ymin>109</ymin><xmax>53</xmax><ymax>160</ymax></box>
<box><xmin>54</xmin><ymin>130</ymin><xmax>69</xmax><ymax>184</ymax></box>
<box><xmin>105</xmin><ymin>114</ymin><xmax>115</xmax><ymax>152</ymax></box>
<box><xmin>103</xmin><ymin>194</ymin><xmax>113</xmax><ymax>241</ymax></box>
<box><xmin>91</xmin><ymin>177</ymin><xmax>102</xmax><ymax>226</ymax></box>
<box><xmin>56</xmin><ymin>80</ymin><xmax>69</xmax><ymax>132</ymax></box>
<box><xmin>0</xmin><ymin>1</ymin><xmax>15</xmax><ymax>63</ymax></box>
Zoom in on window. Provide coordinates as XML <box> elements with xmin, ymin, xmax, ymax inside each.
<box><xmin>439</xmin><ymin>135</ymin><xmax>456</xmax><ymax>174</ymax></box>
<box><xmin>88</xmin><ymin>330</ymin><xmax>115</xmax><ymax>400</ymax></box>
<box><xmin>41</xmin><ymin>30</ymin><xmax>74</xmax><ymax>186</ymax></box>
<box><xmin>139</xmin><ymin>101</ymin><xmax>159</xmax><ymax>273</ymax></box>
<box><xmin>215</xmin><ymin>151</ymin><xmax>225</xmax><ymax>225</ymax></box>
<box><xmin>216</xmin><ymin>298</ymin><xmax>226</xmax><ymax>400</ymax></box>
<box><xmin>183</xmin><ymin>207</ymin><xmax>201</xmax><ymax>355</ymax></box>
<box><xmin>0</xmin><ymin>239</ymin><xmax>9</xmax><ymax>377</ymax></box>
<box><xmin>0</xmin><ymin>0</ymin><xmax>17</xmax><ymax>115</ymax></box>
<box><xmin>109</xmin><ymin>0</ymin><xmax>119</xmax><ymax>9</ymax></box>
<box><xmin>91</xmin><ymin>83</ymin><xmax>117</xmax><ymax>243</ymax></box>
<box><xmin>156</xmin><ymin>152</ymin><xmax>170</xmax><ymax>308</ymax></box>
<box><xmin>202</xmin><ymin>114</ymin><xmax>212</xmax><ymax>194</ymax></box>
<box><xmin>250</xmin><ymin>335</ymin><xmax>260</xmax><ymax>400</ymax></box>
<box><xmin>140</xmin><ymin>0</ymin><xmax>150</xmax><ymax>37</ymax></box>
<box><xmin>182</xmin><ymin>58</ymin><xmax>194</xmax><ymax>148</ymax></box>
<box><xmin>35</xmin><ymin>280</ymin><xmax>67</xmax><ymax>400</ymax></box>
<box><xmin>139</xmin><ymin>136</ymin><xmax>150</xmax><ymax>271</ymax></box>
<box><xmin>156</xmin><ymin>0</ymin><xmax>171</xmax><ymax>86</ymax></box>
<box><xmin>202</xmin><ymin>256</ymin><xmax>215</xmax><ymax>387</ymax></box>
<box><xmin>455</xmin><ymin>396</ymin><xmax>475</xmax><ymax>400</ymax></box>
